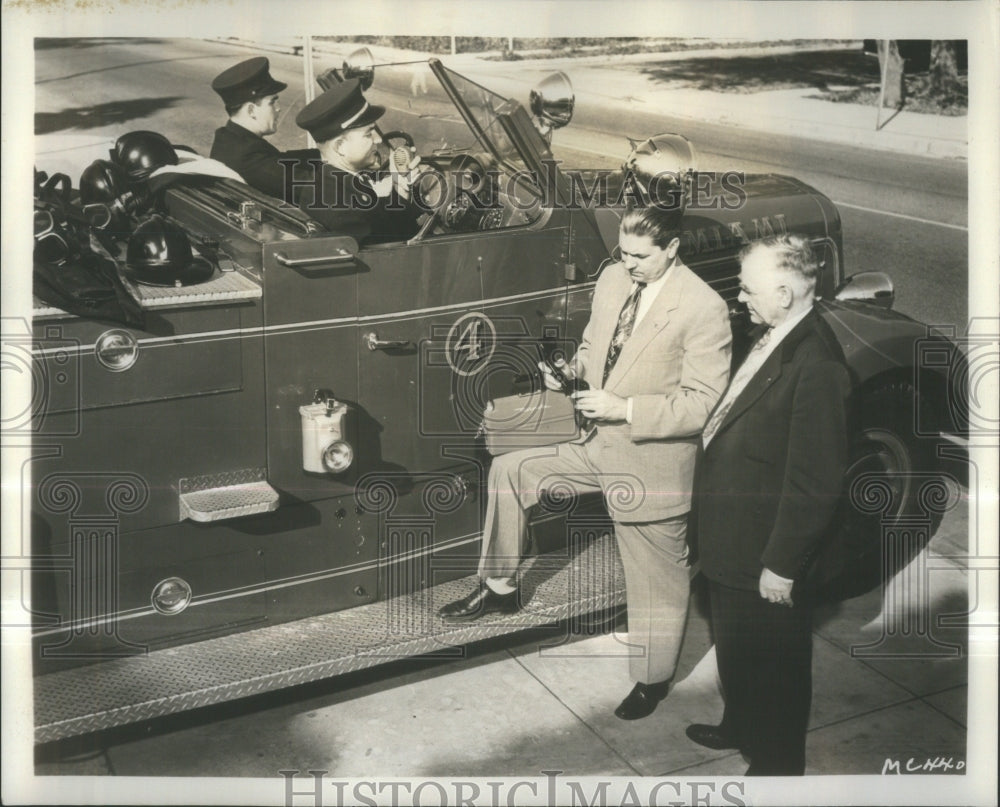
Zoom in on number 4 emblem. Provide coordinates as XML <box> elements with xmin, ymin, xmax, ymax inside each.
<box><xmin>445</xmin><ymin>312</ymin><xmax>497</xmax><ymax>376</ymax></box>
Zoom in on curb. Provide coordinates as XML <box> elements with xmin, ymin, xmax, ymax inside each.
<box><xmin>453</xmin><ymin>41</ymin><xmax>864</xmax><ymax>68</ymax></box>
<box><xmin>616</xmin><ymin>95</ymin><xmax>969</xmax><ymax>160</ymax></box>
<box><xmin>207</xmin><ymin>38</ymin><xmax>967</xmax><ymax>162</ymax></box>
<box><xmin>208</xmin><ymin>37</ymin><xmax>302</xmax><ymax>57</ymax></box>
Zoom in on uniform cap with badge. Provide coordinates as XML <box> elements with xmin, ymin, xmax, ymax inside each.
<box><xmin>211</xmin><ymin>57</ymin><xmax>288</xmax><ymax>108</ymax></box>
<box><xmin>295</xmin><ymin>80</ymin><xmax>385</xmax><ymax>142</ymax></box>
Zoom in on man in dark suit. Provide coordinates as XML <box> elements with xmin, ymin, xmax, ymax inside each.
<box><xmin>686</xmin><ymin>234</ymin><xmax>852</xmax><ymax>775</ymax></box>
<box><xmin>438</xmin><ymin>205</ymin><xmax>732</xmax><ymax>720</ymax></box>
<box><xmin>291</xmin><ymin>80</ymin><xmax>422</xmax><ymax>245</ymax></box>
<box><xmin>210</xmin><ymin>57</ymin><xmax>319</xmax><ymax>198</ymax></box>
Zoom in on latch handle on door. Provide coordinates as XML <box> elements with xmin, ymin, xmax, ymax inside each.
<box><xmin>365</xmin><ymin>332</ymin><xmax>412</xmax><ymax>351</ymax></box>
<box><xmin>274</xmin><ymin>249</ymin><xmax>356</xmax><ymax>270</ymax></box>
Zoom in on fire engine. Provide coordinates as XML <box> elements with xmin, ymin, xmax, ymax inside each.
<box><xmin>25</xmin><ymin>52</ymin><xmax>966</xmax><ymax>744</ymax></box>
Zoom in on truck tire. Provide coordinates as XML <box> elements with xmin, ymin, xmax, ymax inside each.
<box><xmin>819</xmin><ymin>380</ymin><xmax>943</xmax><ymax>602</ymax></box>
<box><xmin>858</xmin><ymin>380</ymin><xmax>938</xmax><ymax>514</ymax></box>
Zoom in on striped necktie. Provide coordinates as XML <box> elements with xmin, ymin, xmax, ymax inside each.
<box><xmin>603</xmin><ymin>282</ymin><xmax>645</xmax><ymax>385</ymax></box>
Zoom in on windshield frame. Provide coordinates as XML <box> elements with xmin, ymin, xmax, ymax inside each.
<box><xmin>359</xmin><ymin>57</ymin><xmax>540</xmax><ymax>173</ymax></box>
<box><xmin>427</xmin><ymin>59</ymin><xmax>534</xmax><ymax>172</ymax></box>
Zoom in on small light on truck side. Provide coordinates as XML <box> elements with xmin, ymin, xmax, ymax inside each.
<box><xmin>300</xmin><ymin>390</ymin><xmax>353</xmax><ymax>474</ymax></box>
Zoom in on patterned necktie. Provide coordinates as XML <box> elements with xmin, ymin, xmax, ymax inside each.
<box><xmin>701</xmin><ymin>327</ymin><xmax>773</xmax><ymax>447</ymax></box>
<box><xmin>603</xmin><ymin>282</ymin><xmax>645</xmax><ymax>385</ymax></box>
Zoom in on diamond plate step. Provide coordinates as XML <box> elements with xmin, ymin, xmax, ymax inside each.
<box><xmin>178</xmin><ymin>468</ymin><xmax>279</xmax><ymax>522</ymax></box>
<box><xmin>34</xmin><ymin>534</ymin><xmax>626</xmax><ymax>744</ymax></box>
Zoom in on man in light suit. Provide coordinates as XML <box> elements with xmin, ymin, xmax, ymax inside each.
<box><xmin>686</xmin><ymin>234</ymin><xmax>851</xmax><ymax>775</ymax></box>
<box><xmin>438</xmin><ymin>205</ymin><xmax>732</xmax><ymax>720</ymax></box>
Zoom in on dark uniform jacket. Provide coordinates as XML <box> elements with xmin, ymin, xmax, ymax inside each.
<box><xmin>290</xmin><ymin>159</ymin><xmax>421</xmax><ymax>246</ymax></box>
<box><xmin>210</xmin><ymin>120</ymin><xmax>319</xmax><ymax>200</ymax></box>
<box><xmin>690</xmin><ymin>308</ymin><xmax>852</xmax><ymax>591</ymax></box>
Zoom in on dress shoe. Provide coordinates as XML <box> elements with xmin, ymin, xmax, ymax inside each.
<box><xmin>685</xmin><ymin>723</ymin><xmax>739</xmax><ymax>751</ymax></box>
<box><xmin>438</xmin><ymin>583</ymin><xmax>520</xmax><ymax>621</ymax></box>
<box><xmin>614</xmin><ymin>680</ymin><xmax>671</xmax><ymax>720</ymax></box>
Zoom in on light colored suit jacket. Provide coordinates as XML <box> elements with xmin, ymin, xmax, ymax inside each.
<box><xmin>572</xmin><ymin>260</ymin><xmax>731</xmax><ymax>522</ymax></box>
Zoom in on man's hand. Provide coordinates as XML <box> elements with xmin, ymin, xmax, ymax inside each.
<box><xmin>538</xmin><ymin>359</ymin><xmax>573</xmax><ymax>392</ymax></box>
<box><xmin>571</xmin><ymin>389</ymin><xmax>627</xmax><ymax>422</ymax></box>
<box><xmin>370</xmin><ymin>175</ymin><xmax>394</xmax><ymax>198</ymax></box>
<box><xmin>369</xmin><ymin>151</ymin><xmax>423</xmax><ymax>200</ymax></box>
<box><xmin>759</xmin><ymin>567</ymin><xmax>795</xmax><ymax>607</ymax></box>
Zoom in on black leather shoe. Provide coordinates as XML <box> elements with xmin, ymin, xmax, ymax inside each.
<box><xmin>438</xmin><ymin>583</ymin><xmax>520</xmax><ymax>621</ymax></box>
<box><xmin>685</xmin><ymin>723</ymin><xmax>739</xmax><ymax>750</ymax></box>
<box><xmin>614</xmin><ymin>680</ymin><xmax>671</xmax><ymax>720</ymax></box>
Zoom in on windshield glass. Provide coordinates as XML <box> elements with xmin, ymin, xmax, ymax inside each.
<box><xmin>434</xmin><ymin>65</ymin><xmax>521</xmax><ymax>162</ymax></box>
<box><xmin>359</xmin><ymin>60</ymin><xmax>529</xmax><ymax>168</ymax></box>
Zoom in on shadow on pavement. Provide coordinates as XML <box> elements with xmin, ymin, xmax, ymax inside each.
<box><xmin>640</xmin><ymin>50</ymin><xmax>881</xmax><ymax>93</ymax></box>
<box><xmin>35</xmin><ymin>96</ymin><xmax>186</xmax><ymax>135</ymax></box>
<box><xmin>35</xmin><ymin>38</ymin><xmax>169</xmax><ymax>51</ymax></box>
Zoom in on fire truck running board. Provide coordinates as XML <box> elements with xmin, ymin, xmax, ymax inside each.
<box><xmin>34</xmin><ymin>533</ymin><xmax>626</xmax><ymax>744</ymax></box>
<box><xmin>178</xmin><ymin>469</ymin><xmax>279</xmax><ymax>522</ymax></box>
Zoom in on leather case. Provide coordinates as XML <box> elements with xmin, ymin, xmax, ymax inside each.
<box><xmin>482</xmin><ymin>389</ymin><xmax>580</xmax><ymax>455</ymax></box>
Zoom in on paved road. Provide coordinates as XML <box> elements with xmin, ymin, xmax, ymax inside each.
<box><xmin>33</xmin><ymin>37</ymin><xmax>968</xmax><ymax>332</ymax></box>
<box><xmin>550</xmin><ymin>102</ymin><xmax>968</xmax><ymax>336</ymax></box>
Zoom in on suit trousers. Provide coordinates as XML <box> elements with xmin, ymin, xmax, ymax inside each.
<box><xmin>478</xmin><ymin>441</ymin><xmax>691</xmax><ymax>684</ymax></box>
<box><xmin>709</xmin><ymin>580</ymin><xmax>813</xmax><ymax>776</ymax></box>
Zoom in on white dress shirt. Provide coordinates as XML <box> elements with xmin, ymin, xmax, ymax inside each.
<box><xmin>621</xmin><ymin>269</ymin><xmax>672</xmax><ymax>423</ymax></box>
<box><xmin>700</xmin><ymin>307</ymin><xmax>812</xmax><ymax>446</ymax></box>
<box><xmin>633</xmin><ymin>269</ymin><xmax>670</xmax><ymax>329</ymax></box>
<box><xmin>741</xmin><ymin>307</ymin><xmax>811</xmax><ymax>373</ymax></box>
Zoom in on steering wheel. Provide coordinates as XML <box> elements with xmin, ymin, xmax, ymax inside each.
<box><xmin>381</xmin><ymin>130</ymin><xmax>414</xmax><ymax>149</ymax></box>
<box><xmin>407</xmin><ymin>153</ymin><xmax>491</xmax><ymax>243</ymax></box>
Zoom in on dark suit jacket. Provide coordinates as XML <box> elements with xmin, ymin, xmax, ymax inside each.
<box><xmin>290</xmin><ymin>160</ymin><xmax>421</xmax><ymax>246</ymax></box>
<box><xmin>690</xmin><ymin>308</ymin><xmax>852</xmax><ymax>591</ymax></box>
<box><xmin>210</xmin><ymin>120</ymin><xmax>319</xmax><ymax>200</ymax></box>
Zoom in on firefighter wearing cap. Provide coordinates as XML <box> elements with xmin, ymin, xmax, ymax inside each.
<box><xmin>290</xmin><ymin>79</ymin><xmax>421</xmax><ymax>245</ymax></box>
<box><xmin>209</xmin><ymin>56</ymin><xmax>319</xmax><ymax>198</ymax></box>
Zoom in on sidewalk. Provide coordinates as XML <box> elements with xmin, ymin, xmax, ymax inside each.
<box><xmin>213</xmin><ymin>38</ymin><xmax>967</xmax><ymax>161</ymax></box>
<box><xmin>36</xmin><ymin>505</ymin><xmax>969</xmax><ymax>779</ymax></box>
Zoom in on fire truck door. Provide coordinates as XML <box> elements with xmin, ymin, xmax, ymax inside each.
<box><xmin>355</xmin><ymin>226</ymin><xmax>569</xmax><ymax>566</ymax></box>
<box><xmin>260</xmin><ymin>239</ymin><xmax>361</xmax><ymax>503</ymax></box>
<box><xmin>357</xmin><ymin>226</ymin><xmax>570</xmax><ymax>476</ymax></box>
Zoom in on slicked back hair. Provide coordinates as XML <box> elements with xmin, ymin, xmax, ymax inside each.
<box><xmin>619</xmin><ymin>205</ymin><xmax>684</xmax><ymax>250</ymax></box>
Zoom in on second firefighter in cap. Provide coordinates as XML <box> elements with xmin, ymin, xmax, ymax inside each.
<box><xmin>291</xmin><ymin>79</ymin><xmax>422</xmax><ymax>245</ymax></box>
<box><xmin>210</xmin><ymin>56</ymin><xmax>320</xmax><ymax>198</ymax></box>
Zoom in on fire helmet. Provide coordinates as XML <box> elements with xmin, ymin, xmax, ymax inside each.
<box><xmin>113</xmin><ymin>131</ymin><xmax>179</xmax><ymax>182</ymax></box>
<box><xmin>80</xmin><ymin>159</ymin><xmax>129</xmax><ymax>205</ymax></box>
<box><xmin>79</xmin><ymin>159</ymin><xmax>144</xmax><ymax>234</ymax></box>
<box><xmin>125</xmin><ymin>215</ymin><xmax>214</xmax><ymax>287</ymax></box>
